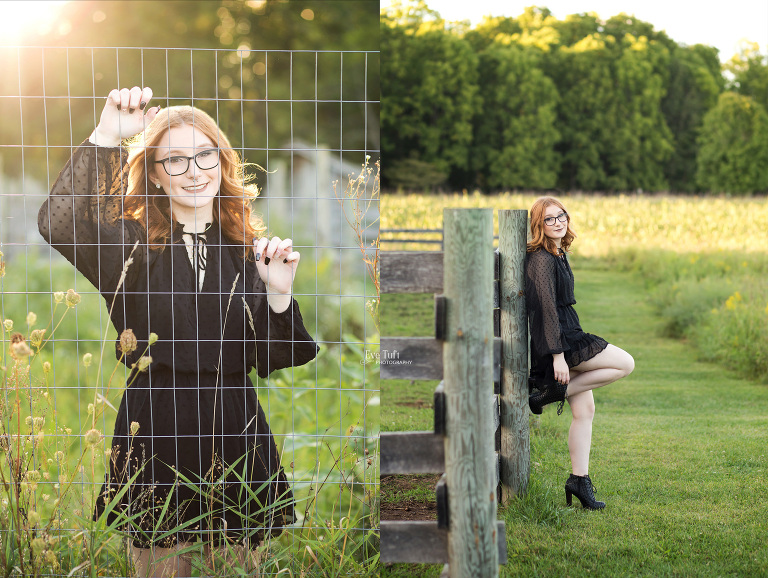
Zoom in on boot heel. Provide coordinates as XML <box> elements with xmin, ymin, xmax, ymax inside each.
<box><xmin>565</xmin><ymin>489</ymin><xmax>572</xmax><ymax>506</ymax></box>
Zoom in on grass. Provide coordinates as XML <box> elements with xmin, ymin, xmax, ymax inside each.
<box><xmin>0</xmin><ymin>250</ymin><xmax>379</xmax><ymax>576</ymax></box>
<box><xmin>380</xmin><ymin>256</ymin><xmax>768</xmax><ymax>577</ymax></box>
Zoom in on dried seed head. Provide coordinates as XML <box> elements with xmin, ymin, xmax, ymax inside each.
<box><xmin>119</xmin><ymin>329</ymin><xmax>138</xmax><ymax>354</ymax></box>
<box><xmin>130</xmin><ymin>421</ymin><xmax>140</xmax><ymax>435</ymax></box>
<box><xmin>148</xmin><ymin>332</ymin><xmax>158</xmax><ymax>345</ymax></box>
<box><xmin>3</xmin><ymin>319</ymin><xmax>12</xmax><ymax>332</ymax></box>
<box><xmin>53</xmin><ymin>291</ymin><xmax>64</xmax><ymax>304</ymax></box>
<box><xmin>84</xmin><ymin>429</ymin><xmax>101</xmax><ymax>446</ymax></box>
<box><xmin>33</xmin><ymin>417</ymin><xmax>44</xmax><ymax>433</ymax></box>
<box><xmin>82</xmin><ymin>353</ymin><xmax>92</xmax><ymax>367</ymax></box>
<box><xmin>29</xmin><ymin>329</ymin><xmax>45</xmax><ymax>349</ymax></box>
<box><xmin>26</xmin><ymin>312</ymin><xmax>37</xmax><ymax>326</ymax></box>
<box><xmin>43</xmin><ymin>361</ymin><xmax>51</xmax><ymax>374</ymax></box>
<box><xmin>64</xmin><ymin>289</ymin><xmax>81</xmax><ymax>308</ymax></box>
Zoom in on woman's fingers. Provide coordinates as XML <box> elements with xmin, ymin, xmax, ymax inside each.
<box><xmin>139</xmin><ymin>86</ymin><xmax>153</xmax><ymax>111</ymax></box>
<box><xmin>282</xmin><ymin>250</ymin><xmax>300</xmax><ymax>265</ymax></box>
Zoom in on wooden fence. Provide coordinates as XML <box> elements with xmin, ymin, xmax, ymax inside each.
<box><xmin>379</xmin><ymin>209</ymin><xmax>530</xmax><ymax>577</ymax></box>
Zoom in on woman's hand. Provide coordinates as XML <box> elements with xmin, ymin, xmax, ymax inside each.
<box><xmin>89</xmin><ymin>86</ymin><xmax>161</xmax><ymax>146</ymax></box>
<box><xmin>552</xmin><ymin>352</ymin><xmax>570</xmax><ymax>385</ymax></box>
<box><xmin>254</xmin><ymin>236</ymin><xmax>300</xmax><ymax>313</ymax></box>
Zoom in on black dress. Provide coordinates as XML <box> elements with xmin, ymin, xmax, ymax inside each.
<box><xmin>38</xmin><ymin>140</ymin><xmax>319</xmax><ymax>548</ymax></box>
<box><xmin>525</xmin><ymin>248</ymin><xmax>607</xmax><ymax>382</ymax></box>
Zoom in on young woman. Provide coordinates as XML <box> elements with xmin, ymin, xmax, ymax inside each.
<box><xmin>525</xmin><ymin>196</ymin><xmax>634</xmax><ymax>510</ymax></box>
<box><xmin>38</xmin><ymin>86</ymin><xmax>318</xmax><ymax>576</ymax></box>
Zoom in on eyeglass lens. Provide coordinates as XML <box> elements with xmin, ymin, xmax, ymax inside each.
<box><xmin>544</xmin><ymin>212</ymin><xmax>568</xmax><ymax>225</ymax></box>
<box><xmin>162</xmin><ymin>150</ymin><xmax>219</xmax><ymax>176</ymax></box>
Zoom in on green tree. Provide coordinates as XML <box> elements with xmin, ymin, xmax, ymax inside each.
<box><xmin>726</xmin><ymin>42</ymin><xmax>768</xmax><ymax>112</ymax></box>
<box><xmin>381</xmin><ymin>0</ymin><xmax>479</xmax><ymax>188</ymax></box>
<box><xmin>696</xmin><ymin>91</ymin><xmax>768</xmax><ymax>194</ymax></box>
<box><xmin>662</xmin><ymin>44</ymin><xmax>723</xmax><ymax>191</ymax></box>
<box><xmin>472</xmin><ymin>40</ymin><xmax>560</xmax><ymax>190</ymax></box>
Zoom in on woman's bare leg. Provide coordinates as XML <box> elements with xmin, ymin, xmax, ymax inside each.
<box><xmin>131</xmin><ymin>543</ymin><xmax>192</xmax><ymax>578</ymax></box>
<box><xmin>566</xmin><ymin>344</ymin><xmax>634</xmax><ymax>397</ymax></box>
<box><xmin>568</xmin><ymin>389</ymin><xmax>594</xmax><ymax>476</ymax></box>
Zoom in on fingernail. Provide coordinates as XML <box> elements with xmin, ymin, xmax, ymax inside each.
<box><xmin>283</xmin><ymin>258</ymin><xmax>288</xmax><ymax>264</ymax></box>
<box><xmin>139</xmin><ymin>101</ymin><xmax>147</xmax><ymax>110</ymax></box>
<box><xmin>264</xmin><ymin>257</ymin><xmax>271</xmax><ymax>265</ymax></box>
<box><xmin>255</xmin><ymin>252</ymin><xmax>261</xmax><ymax>261</ymax></box>
<box><xmin>116</xmin><ymin>104</ymin><xmax>121</xmax><ymax>110</ymax></box>
<box><xmin>129</xmin><ymin>108</ymin><xmax>135</xmax><ymax>114</ymax></box>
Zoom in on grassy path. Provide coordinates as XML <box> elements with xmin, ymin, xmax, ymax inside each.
<box><xmin>382</xmin><ymin>261</ymin><xmax>768</xmax><ymax>577</ymax></box>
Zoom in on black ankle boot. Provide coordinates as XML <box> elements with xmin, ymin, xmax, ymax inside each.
<box><xmin>565</xmin><ymin>474</ymin><xmax>605</xmax><ymax>510</ymax></box>
<box><xmin>528</xmin><ymin>377</ymin><xmax>568</xmax><ymax>415</ymax></box>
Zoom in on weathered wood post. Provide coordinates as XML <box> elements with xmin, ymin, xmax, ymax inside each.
<box><xmin>443</xmin><ymin>208</ymin><xmax>498</xmax><ymax>576</ymax></box>
<box><xmin>498</xmin><ymin>209</ymin><xmax>530</xmax><ymax>501</ymax></box>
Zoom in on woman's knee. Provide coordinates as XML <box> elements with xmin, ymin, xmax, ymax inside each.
<box><xmin>620</xmin><ymin>350</ymin><xmax>635</xmax><ymax>377</ymax></box>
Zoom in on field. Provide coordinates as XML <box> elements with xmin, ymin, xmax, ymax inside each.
<box><xmin>382</xmin><ymin>192</ymin><xmax>768</xmax><ymax>383</ymax></box>
<box><xmin>381</xmin><ymin>192</ymin><xmax>768</xmax><ymax>576</ymax></box>
<box><xmin>0</xmin><ymin>248</ymin><xmax>378</xmax><ymax>576</ymax></box>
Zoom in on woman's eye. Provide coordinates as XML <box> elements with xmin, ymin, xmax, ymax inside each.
<box><xmin>169</xmin><ymin>157</ymin><xmax>185</xmax><ymax>164</ymax></box>
<box><xmin>199</xmin><ymin>151</ymin><xmax>213</xmax><ymax>158</ymax></box>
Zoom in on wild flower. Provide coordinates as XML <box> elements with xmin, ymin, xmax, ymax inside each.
<box><xmin>148</xmin><ymin>332</ymin><xmax>159</xmax><ymax>345</ymax></box>
<box><xmin>53</xmin><ymin>291</ymin><xmax>64</xmax><ymax>304</ymax></box>
<box><xmin>82</xmin><ymin>352</ymin><xmax>93</xmax><ymax>367</ymax></box>
<box><xmin>130</xmin><ymin>421</ymin><xmax>140</xmax><ymax>435</ymax></box>
<box><xmin>119</xmin><ymin>328</ymin><xmax>138</xmax><ymax>354</ymax></box>
<box><xmin>136</xmin><ymin>355</ymin><xmax>152</xmax><ymax>372</ymax></box>
<box><xmin>10</xmin><ymin>334</ymin><xmax>32</xmax><ymax>359</ymax></box>
<box><xmin>43</xmin><ymin>361</ymin><xmax>51</xmax><ymax>373</ymax></box>
<box><xmin>27</xmin><ymin>510</ymin><xmax>41</xmax><ymax>527</ymax></box>
<box><xmin>26</xmin><ymin>311</ymin><xmax>37</xmax><ymax>326</ymax></box>
<box><xmin>3</xmin><ymin>319</ymin><xmax>12</xmax><ymax>332</ymax></box>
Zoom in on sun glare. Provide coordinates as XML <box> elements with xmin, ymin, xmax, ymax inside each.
<box><xmin>0</xmin><ymin>1</ymin><xmax>70</xmax><ymax>45</ymax></box>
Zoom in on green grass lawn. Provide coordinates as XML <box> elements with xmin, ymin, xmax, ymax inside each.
<box><xmin>381</xmin><ymin>257</ymin><xmax>768</xmax><ymax>577</ymax></box>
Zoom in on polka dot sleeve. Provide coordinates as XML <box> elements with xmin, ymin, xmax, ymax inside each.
<box><xmin>38</xmin><ymin>140</ymin><xmax>147</xmax><ymax>293</ymax></box>
<box><xmin>525</xmin><ymin>249</ymin><xmax>564</xmax><ymax>356</ymax></box>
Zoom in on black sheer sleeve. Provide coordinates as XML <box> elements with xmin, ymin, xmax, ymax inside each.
<box><xmin>38</xmin><ymin>139</ymin><xmax>148</xmax><ymax>293</ymax></box>
<box><xmin>251</xmin><ymin>275</ymin><xmax>319</xmax><ymax>378</ymax></box>
<box><xmin>525</xmin><ymin>249</ymin><xmax>564</xmax><ymax>356</ymax></box>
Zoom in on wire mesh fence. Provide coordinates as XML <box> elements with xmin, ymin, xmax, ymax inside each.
<box><xmin>0</xmin><ymin>45</ymin><xmax>379</xmax><ymax>577</ymax></box>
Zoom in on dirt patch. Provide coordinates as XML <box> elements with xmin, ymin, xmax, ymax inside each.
<box><xmin>380</xmin><ymin>474</ymin><xmax>441</xmax><ymax>522</ymax></box>
<box><xmin>395</xmin><ymin>400</ymin><xmax>432</xmax><ymax>409</ymax></box>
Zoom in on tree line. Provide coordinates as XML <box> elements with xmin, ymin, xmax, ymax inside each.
<box><xmin>382</xmin><ymin>1</ymin><xmax>768</xmax><ymax>194</ymax></box>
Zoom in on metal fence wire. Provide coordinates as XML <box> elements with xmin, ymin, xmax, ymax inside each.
<box><xmin>0</xmin><ymin>45</ymin><xmax>379</xmax><ymax>576</ymax></box>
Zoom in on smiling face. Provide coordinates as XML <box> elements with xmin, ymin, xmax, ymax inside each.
<box><xmin>542</xmin><ymin>203</ymin><xmax>569</xmax><ymax>245</ymax></box>
<box><xmin>149</xmin><ymin>124</ymin><xmax>222</xmax><ymax>216</ymax></box>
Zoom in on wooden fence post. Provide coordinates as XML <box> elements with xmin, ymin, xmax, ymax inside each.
<box><xmin>443</xmin><ymin>208</ymin><xmax>498</xmax><ymax>576</ymax></box>
<box><xmin>498</xmin><ymin>209</ymin><xmax>530</xmax><ymax>502</ymax></box>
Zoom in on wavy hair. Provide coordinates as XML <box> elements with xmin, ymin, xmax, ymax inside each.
<box><xmin>122</xmin><ymin>106</ymin><xmax>265</xmax><ymax>257</ymax></box>
<box><xmin>527</xmin><ymin>196</ymin><xmax>576</xmax><ymax>255</ymax></box>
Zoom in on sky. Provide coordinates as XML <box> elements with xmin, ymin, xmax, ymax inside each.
<box><xmin>383</xmin><ymin>0</ymin><xmax>768</xmax><ymax>63</ymax></box>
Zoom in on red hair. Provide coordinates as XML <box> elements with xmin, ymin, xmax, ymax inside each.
<box><xmin>122</xmin><ymin>106</ymin><xmax>265</xmax><ymax>257</ymax></box>
<box><xmin>526</xmin><ymin>196</ymin><xmax>576</xmax><ymax>256</ymax></box>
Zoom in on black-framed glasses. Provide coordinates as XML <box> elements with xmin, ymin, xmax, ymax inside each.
<box><xmin>543</xmin><ymin>212</ymin><xmax>568</xmax><ymax>226</ymax></box>
<box><xmin>154</xmin><ymin>149</ymin><xmax>220</xmax><ymax>176</ymax></box>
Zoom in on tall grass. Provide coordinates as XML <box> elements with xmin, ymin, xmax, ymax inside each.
<box><xmin>0</xmin><ymin>247</ymin><xmax>378</xmax><ymax>576</ymax></box>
